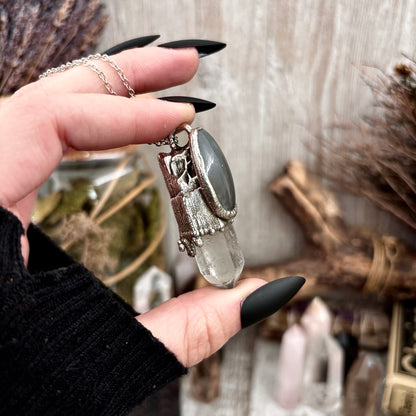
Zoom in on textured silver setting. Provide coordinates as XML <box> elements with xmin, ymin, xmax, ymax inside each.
<box><xmin>158</xmin><ymin>125</ymin><xmax>238</xmax><ymax>257</ymax></box>
<box><xmin>162</xmin><ymin>146</ymin><xmax>227</xmax><ymax>256</ymax></box>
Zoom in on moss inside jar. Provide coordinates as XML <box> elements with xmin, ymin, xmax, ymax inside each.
<box><xmin>33</xmin><ymin>147</ymin><xmax>165</xmax><ymax>304</ymax></box>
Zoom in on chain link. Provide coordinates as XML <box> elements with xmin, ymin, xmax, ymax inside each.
<box><xmin>98</xmin><ymin>54</ymin><xmax>136</xmax><ymax>97</ymax></box>
<box><xmin>153</xmin><ymin>134</ymin><xmax>178</xmax><ymax>148</ymax></box>
<box><xmin>152</xmin><ymin>124</ymin><xmax>192</xmax><ymax>147</ymax></box>
<box><xmin>39</xmin><ymin>53</ymin><xmax>186</xmax><ymax>147</ymax></box>
<box><xmin>39</xmin><ymin>53</ymin><xmax>136</xmax><ymax>97</ymax></box>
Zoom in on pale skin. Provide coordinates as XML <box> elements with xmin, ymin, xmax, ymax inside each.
<box><xmin>0</xmin><ymin>46</ymin><xmax>265</xmax><ymax>368</ymax></box>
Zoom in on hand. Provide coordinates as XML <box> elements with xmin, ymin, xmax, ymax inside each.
<box><xmin>0</xmin><ymin>46</ymin><xmax>198</xmax><ymax>263</ymax></box>
<box><xmin>0</xmin><ymin>44</ymin><xmax>303</xmax><ymax>368</ymax></box>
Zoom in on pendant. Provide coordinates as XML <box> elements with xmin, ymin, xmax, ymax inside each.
<box><xmin>157</xmin><ymin>125</ymin><xmax>244</xmax><ymax>288</ymax></box>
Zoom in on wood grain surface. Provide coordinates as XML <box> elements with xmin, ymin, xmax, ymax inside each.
<box><xmin>99</xmin><ymin>0</ymin><xmax>416</xmax><ymax>268</ymax></box>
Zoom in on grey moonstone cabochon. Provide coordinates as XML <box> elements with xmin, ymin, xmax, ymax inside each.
<box><xmin>196</xmin><ymin>128</ymin><xmax>236</xmax><ymax>211</ymax></box>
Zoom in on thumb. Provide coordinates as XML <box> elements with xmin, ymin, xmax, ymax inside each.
<box><xmin>136</xmin><ymin>276</ymin><xmax>305</xmax><ymax>367</ymax></box>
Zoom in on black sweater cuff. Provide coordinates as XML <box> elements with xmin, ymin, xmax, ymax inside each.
<box><xmin>0</xmin><ymin>207</ymin><xmax>186</xmax><ymax>416</ymax></box>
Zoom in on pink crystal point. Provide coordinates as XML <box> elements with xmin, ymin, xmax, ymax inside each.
<box><xmin>274</xmin><ymin>324</ymin><xmax>307</xmax><ymax>409</ymax></box>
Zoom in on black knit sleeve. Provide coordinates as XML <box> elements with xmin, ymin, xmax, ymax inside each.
<box><xmin>0</xmin><ymin>207</ymin><xmax>186</xmax><ymax>416</ymax></box>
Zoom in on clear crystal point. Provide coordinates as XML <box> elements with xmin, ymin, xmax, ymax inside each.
<box><xmin>301</xmin><ymin>333</ymin><xmax>344</xmax><ymax>413</ymax></box>
<box><xmin>195</xmin><ymin>223</ymin><xmax>244</xmax><ymax>288</ymax></box>
<box><xmin>301</xmin><ymin>296</ymin><xmax>333</xmax><ymax>336</ymax></box>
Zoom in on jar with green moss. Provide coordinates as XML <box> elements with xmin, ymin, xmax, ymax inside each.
<box><xmin>33</xmin><ymin>147</ymin><xmax>165</xmax><ymax>304</ymax></box>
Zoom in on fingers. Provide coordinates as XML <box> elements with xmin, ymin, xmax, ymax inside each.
<box><xmin>0</xmin><ymin>45</ymin><xmax>200</xmax><ymax>208</ymax></box>
<box><xmin>35</xmin><ymin>47</ymin><xmax>199</xmax><ymax>96</ymax></box>
<box><xmin>136</xmin><ymin>279</ymin><xmax>266</xmax><ymax>367</ymax></box>
<box><xmin>53</xmin><ymin>93</ymin><xmax>195</xmax><ymax>150</ymax></box>
<box><xmin>0</xmin><ymin>90</ymin><xmax>194</xmax><ymax>208</ymax></box>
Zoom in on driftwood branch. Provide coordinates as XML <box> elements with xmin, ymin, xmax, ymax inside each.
<box><xmin>242</xmin><ymin>160</ymin><xmax>416</xmax><ymax>300</ymax></box>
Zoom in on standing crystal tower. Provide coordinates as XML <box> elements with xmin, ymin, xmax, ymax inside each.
<box><xmin>301</xmin><ymin>297</ymin><xmax>332</xmax><ymax>336</ymax></box>
<box><xmin>158</xmin><ymin>126</ymin><xmax>244</xmax><ymax>288</ymax></box>
<box><xmin>300</xmin><ymin>297</ymin><xmax>344</xmax><ymax>414</ymax></box>
<box><xmin>301</xmin><ymin>333</ymin><xmax>344</xmax><ymax>413</ymax></box>
<box><xmin>274</xmin><ymin>324</ymin><xmax>307</xmax><ymax>409</ymax></box>
<box><xmin>344</xmin><ymin>353</ymin><xmax>384</xmax><ymax>416</ymax></box>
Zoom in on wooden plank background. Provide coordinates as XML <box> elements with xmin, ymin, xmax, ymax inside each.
<box><xmin>99</xmin><ymin>0</ymin><xmax>416</xmax><ymax>267</ymax></box>
<box><xmin>98</xmin><ymin>1</ymin><xmax>416</xmax><ymax>414</ymax></box>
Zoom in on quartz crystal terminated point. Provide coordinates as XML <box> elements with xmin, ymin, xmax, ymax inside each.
<box><xmin>274</xmin><ymin>324</ymin><xmax>307</xmax><ymax>409</ymax></box>
<box><xmin>133</xmin><ymin>266</ymin><xmax>173</xmax><ymax>313</ymax></box>
<box><xmin>301</xmin><ymin>296</ymin><xmax>333</xmax><ymax>336</ymax></box>
<box><xmin>344</xmin><ymin>354</ymin><xmax>384</xmax><ymax>416</ymax></box>
<box><xmin>300</xmin><ymin>297</ymin><xmax>344</xmax><ymax>414</ymax></box>
<box><xmin>195</xmin><ymin>222</ymin><xmax>244</xmax><ymax>288</ymax></box>
<box><xmin>300</xmin><ymin>334</ymin><xmax>344</xmax><ymax>413</ymax></box>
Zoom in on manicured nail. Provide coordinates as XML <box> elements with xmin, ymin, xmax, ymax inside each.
<box><xmin>240</xmin><ymin>276</ymin><xmax>305</xmax><ymax>328</ymax></box>
<box><xmin>158</xmin><ymin>39</ymin><xmax>226</xmax><ymax>58</ymax></box>
<box><xmin>102</xmin><ymin>35</ymin><xmax>160</xmax><ymax>55</ymax></box>
<box><xmin>158</xmin><ymin>96</ymin><xmax>216</xmax><ymax>113</ymax></box>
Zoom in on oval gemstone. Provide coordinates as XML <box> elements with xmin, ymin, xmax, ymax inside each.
<box><xmin>196</xmin><ymin>128</ymin><xmax>236</xmax><ymax>212</ymax></box>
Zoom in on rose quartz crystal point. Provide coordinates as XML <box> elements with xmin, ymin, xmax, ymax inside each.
<box><xmin>274</xmin><ymin>324</ymin><xmax>307</xmax><ymax>409</ymax></box>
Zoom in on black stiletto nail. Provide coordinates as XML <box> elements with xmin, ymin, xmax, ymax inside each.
<box><xmin>241</xmin><ymin>276</ymin><xmax>305</xmax><ymax>328</ymax></box>
<box><xmin>158</xmin><ymin>96</ymin><xmax>216</xmax><ymax>113</ymax></box>
<box><xmin>158</xmin><ymin>39</ymin><xmax>226</xmax><ymax>58</ymax></box>
<box><xmin>102</xmin><ymin>35</ymin><xmax>160</xmax><ymax>55</ymax></box>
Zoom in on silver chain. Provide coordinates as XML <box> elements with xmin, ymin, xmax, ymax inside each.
<box><xmin>39</xmin><ymin>53</ymin><xmax>136</xmax><ymax>97</ymax></box>
<box><xmin>39</xmin><ymin>53</ymin><xmax>187</xmax><ymax>147</ymax></box>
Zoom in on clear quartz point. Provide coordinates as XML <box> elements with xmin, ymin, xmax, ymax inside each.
<box><xmin>195</xmin><ymin>223</ymin><xmax>244</xmax><ymax>288</ymax></box>
<box><xmin>301</xmin><ymin>333</ymin><xmax>344</xmax><ymax>414</ymax></box>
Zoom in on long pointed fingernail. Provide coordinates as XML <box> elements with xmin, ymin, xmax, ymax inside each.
<box><xmin>158</xmin><ymin>39</ymin><xmax>226</xmax><ymax>58</ymax></box>
<box><xmin>158</xmin><ymin>96</ymin><xmax>216</xmax><ymax>113</ymax></box>
<box><xmin>241</xmin><ymin>276</ymin><xmax>305</xmax><ymax>328</ymax></box>
<box><xmin>102</xmin><ymin>35</ymin><xmax>160</xmax><ymax>55</ymax></box>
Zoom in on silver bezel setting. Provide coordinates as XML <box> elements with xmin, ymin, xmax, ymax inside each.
<box><xmin>189</xmin><ymin>128</ymin><xmax>237</xmax><ymax>220</ymax></box>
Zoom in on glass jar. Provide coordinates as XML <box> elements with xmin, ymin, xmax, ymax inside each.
<box><xmin>33</xmin><ymin>146</ymin><xmax>165</xmax><ymax>304</ymax></box>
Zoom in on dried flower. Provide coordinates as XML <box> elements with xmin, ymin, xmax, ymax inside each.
<box><xmin>320</xmin><ymin>59</ymin><xmax>416</xmax><ymax>231</ymax></box>
<box><xmin>0</xmin><ymin>0</ymin><xmax>107</xmax><ymax>95</ymax></box>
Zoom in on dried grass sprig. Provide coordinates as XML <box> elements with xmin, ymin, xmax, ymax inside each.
<box><xmin>319</xmin><ymin>60</ymin><xmax>416</xmax><ymax>231</ymax></box>
<box><xmin>0</xmin><ymin>0</ymin><xmax>107</xmax><ymax>95</ymax></box>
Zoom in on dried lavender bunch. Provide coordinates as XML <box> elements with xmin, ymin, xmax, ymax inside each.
<box><xmin>320</xmin><ymin>60</ymin><xmax>416</xmax><ymax>231</ymax></box>
<box><xmin>0</xmin><ymin>0</ymin><xmax>108</xmax><ymax>95</ymax></box>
